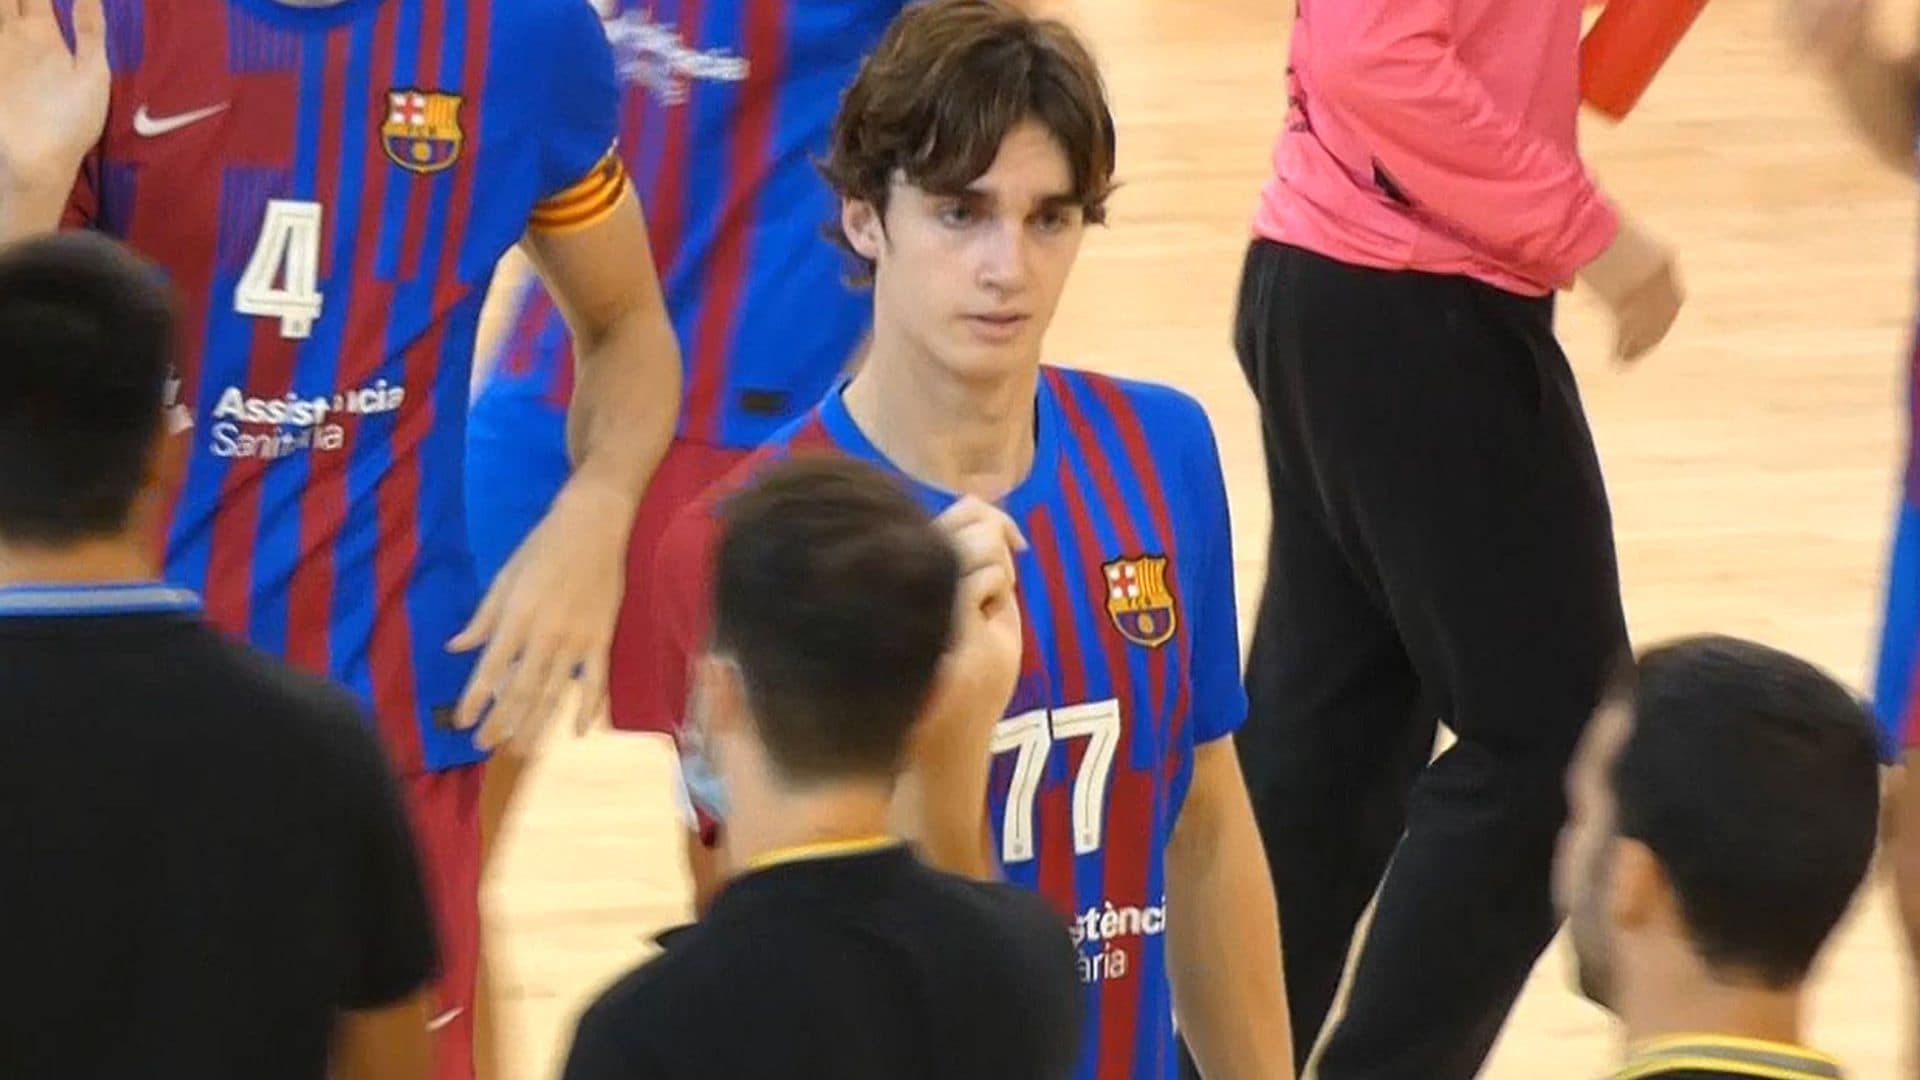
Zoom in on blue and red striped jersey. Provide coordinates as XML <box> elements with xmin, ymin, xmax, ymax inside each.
<box><xmin>1882</xmin><ymin>334</ymin><xmax>1920</xmax><ymax>757</ymax></box>
<box><xmin>641</xmin><ymin>367</ymin><xmax>1249</xmax><ymax>1080</ymax></box>
<box><xmin>58</xmin><ymin>0</ymin><xmax>628</xmax><ymax>772</ymax></box>
<box><xmin>476</xmin><ymin>0</ymin><xmax>904</xmax><ymax>449</ymax></box>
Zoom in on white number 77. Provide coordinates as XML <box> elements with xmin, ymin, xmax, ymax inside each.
<box><xmin>989</xmin><ymin>698</ymin><xmax>1122</xmax><ymax>864</ymax></box>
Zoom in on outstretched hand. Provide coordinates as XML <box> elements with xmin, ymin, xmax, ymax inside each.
<box><xmin>0</xmin><ymin>0</ymin><xmax>108</xmax><ymax>202</ymax></box>
<box><xmin>448</xmin><ymin>483</ymin><xmax>633</xmax><ymax>756</ymax></box>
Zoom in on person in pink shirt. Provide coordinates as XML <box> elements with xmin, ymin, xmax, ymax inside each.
<box><xmin>1215</xmin><ymin>2</ymin><xmax>1686</xmax><ymax>1077</ymax></box>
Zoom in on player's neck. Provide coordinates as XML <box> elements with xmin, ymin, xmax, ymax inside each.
<box><xmin>0</xmin><ymin>534</ymin><xmax>155</xmax><ymax>589</ymax></box>
<box><xmin>723</xmin><ymin>779</ymin><xmax>895</xmax><ymax>877</ymax></box>
<box><xmin>843</xmin><ymin>341</ymin><xmax>1039</xmax><ymax>503</ymax></box>
<box><xmin>1615</xmin><ymin>946</ymin><xmax>1805</xmax><ymax>1052</ymax></box>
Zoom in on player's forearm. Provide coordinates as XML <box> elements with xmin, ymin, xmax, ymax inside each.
<box><xmin>1166</xmin><ymin>746</ymin><xmax>1292</xmax><ymax>1080</ymax></box>
<box><xmin>1817</xmin><ymin>41</ymin><xmax>1920</xmax><ymax>174</ymax></box>
<box><xmin>561</xmin><ymin>305</ymin><xmax>681</xmax><ymax>518</ymax></box>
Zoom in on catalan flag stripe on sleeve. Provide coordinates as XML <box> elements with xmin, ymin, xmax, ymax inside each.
<box><xmin>528</xmin><ymin>148</ymin><xmax>628</xmax><ymax>233</ymax></box>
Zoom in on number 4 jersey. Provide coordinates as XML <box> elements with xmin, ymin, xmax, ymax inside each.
<box><xmin>637</xmin><ymin>368</ymin><xmax>1250</xmax><ymax>1080</ymax></box>
<box><xmin>55</xmin><ymin>0</ymin><xmax>628</xmax><ymax>772</ymax></box>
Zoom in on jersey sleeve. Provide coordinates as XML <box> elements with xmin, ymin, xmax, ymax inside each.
<box><xmin>1182</xmin><ymin>404</ymin><xmax>1247</xmax><ymax>746</ymax></box>
<box><xmin>526</xmin><ymin>0</ymin><xmax>628</xmax><ymax>234</ymax></box>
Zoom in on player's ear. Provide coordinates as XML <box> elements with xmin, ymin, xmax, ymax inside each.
<box><xmin>694</xmin><ymin>653</ymin><xmax>749</xmax><ymax>742</ymax></box>
<box><xmin>841</xmin><ymin>198</ymin><xmax>885</xmax><ymax>263</ymax></box>
<box><xmin>140</xmin><ymin>411</ymin><xmax>186</xmax><ymax>497</ymax></box>
<box><xmin>1609</xmin><ymin>837</ymin><xmax>1668</xmax><ymax>932</ymax></box>
<box><xmin>128</xmin><ymin>417</ymin><xmax>183</xmax><ymax>550</ymax></box>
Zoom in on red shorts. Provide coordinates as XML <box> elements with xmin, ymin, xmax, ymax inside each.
<box><xmin>608</xmin><ymin>438</ymin><xmax>750</xmax><ymax>732</ymax></box>
<box><xmin>401</xmin><ymin>763</ymin><xmax>485</xmax><ymax>1080</ymax></box>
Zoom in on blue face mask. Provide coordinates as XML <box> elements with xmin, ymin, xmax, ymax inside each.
<box><xmin>678</xmin><ymin>667</ymin><xmax>730</xmax><ymax>823</ymax></box>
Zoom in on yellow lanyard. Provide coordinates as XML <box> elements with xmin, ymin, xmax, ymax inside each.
<box><xmin>744</xmin><ymin>834</ymin><xmax>898</xmax><ymax>873</ymax></box>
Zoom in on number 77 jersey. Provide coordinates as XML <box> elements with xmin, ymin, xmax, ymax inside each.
<box><xmin>641</xmin><ymin>366</ymin><xmax>1251</xmax><ymax>1080</ymax></box>
<box><xmin>54</xmin><ymin>0</ymin><xmax>628</xmax><ymax>773</ymax></box>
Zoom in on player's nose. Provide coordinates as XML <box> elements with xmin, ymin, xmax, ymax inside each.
<box><xmin>975</xmin><ymin>220</ymin><xmax>1032</xmax><ymax>295</ymax></box>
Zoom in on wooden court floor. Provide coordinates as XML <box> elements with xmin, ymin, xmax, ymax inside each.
<box><xmin>481</xmin><ymin>0</ymin><xmax>1920</xmax><ymax>1073</ymax></box>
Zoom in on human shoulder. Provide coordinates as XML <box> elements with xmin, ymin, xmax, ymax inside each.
<box><xmin>917</xmin><ymin>867</ymin><xmax>1083</xmax><ymax>1070</ymax></box>
<box><xmin>178</xmin><ymin>628</ymin><xmax>368</xmax><ymax>731</ymax></box>
<box><xmin>910</xmin><ymin>865</ymin><xmax>1077</xmax><ymax>986</ymax></box>
<box><xmin>1043</xmin><ymin>364</ymin><xmax>1217</xmax><ymax>450</ymax></box>
<box><xmin>566</xmin><ymin>922</ymin><xmax>765</xmax><ymax>1068</ymax></box>
<box><xmin>483</xmin><ymin>0</ymin><xmax>603</xmax><ymax>57</ymax></box>
<box><xmin>181</xmin><ymin>630</ymin><xmax>395</xmax><ymax>780</ymax></box>
<box><xmin>938</xmin><ymin>871</ymin><xmax>1073</xmax><ymax>948</ymax></box>
<box><xmin>1042</xmin><ymin>364</ymin><xmax>1227</xmax><ymax>530</ymax></box>
<box><xmin>659</xmin><ymin>412</ymin><xmax>844</xmax><ymax>548</ymax></box>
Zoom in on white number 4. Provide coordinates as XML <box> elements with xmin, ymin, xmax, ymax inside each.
<box><xmin>989</xmin><ymin>698</ymin><xmax>1122</xmax><ymax>864</ymax></box>
<box><xmin>235</xmin><ymin>199</ymin><xmax>325</xmax><ymax>340</ymax></box>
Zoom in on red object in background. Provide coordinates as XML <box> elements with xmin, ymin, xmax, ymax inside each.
<box><xmin>1579</xmin><ymin>0</ymin><xmax>1710</xmax><ymax>119</ymax></box>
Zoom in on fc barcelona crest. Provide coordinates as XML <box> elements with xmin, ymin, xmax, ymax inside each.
<box><xmin>1102</xmin><ymin>555</ymin><xmax>1177</xmax><ymax>648</ymax></box>
<box><xmin>382</xmin><ymin>89</ymin><xmax>464</xmax><ymax>174</ymax></box>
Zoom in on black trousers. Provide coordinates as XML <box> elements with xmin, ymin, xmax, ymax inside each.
<box><xmin>1183</xmin><ymin>241</ymin><xmax>1629</xmax><ymax>1079</ymax></box>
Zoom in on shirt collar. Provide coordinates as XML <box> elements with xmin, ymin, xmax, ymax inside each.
<box><xmin>814</xmin><ymin>369</ymin><xmax>1065</xmax><ymax>519</ymax></box>
<box><xmin>0</xmin><ymin>582</ymin><xmax>202</xmax><ymax>618</ymax></box>
<box><xmin>1610</xmin><ymin>1034</ymin><xmax>1841</xmax><ymax>1080</ymax></box>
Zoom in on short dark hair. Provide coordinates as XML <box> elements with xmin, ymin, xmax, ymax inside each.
<box><xmin>0</xmin><ymin>232</ymin><xmax>173</xmax><ymax>545</ymax></box>
<box><xmin>820</xmin><ymin>0</ymin><xmax>1117</xmax><ymax>285</ymax></box>
<box><xmin>1610</xmin><ymin>635</ymin><xmax>1880</xmax><ymax>987</ymax></box>
<box><xmin>710</xmin><ymin>454</ymin><xmax>959</xmax><ymax>787</ymax></box>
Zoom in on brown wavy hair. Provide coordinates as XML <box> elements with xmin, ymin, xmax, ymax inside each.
<box><xmin>819</xmin><ymin>0</ymin><xmax>1117</xmax><ymax>286</ymax></box>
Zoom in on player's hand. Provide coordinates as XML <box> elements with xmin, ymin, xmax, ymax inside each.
<box><xmin>1577</xmin><ymin>213</ymin><xmax>1684</xmax><ymax>365</ymax></box>
<box><xmin>447</xmin><ymin>480</ymin><xmax>634</xmax><ymax>754</ymax></box>
<box><xmin>0</xmin><ymin>0</ymin><xmax>108</xmax><ymax>199</ymax></box>
<box><xmin>924</xmin><ymin>495</ymin><xmax>1028</xmax><ymax>740</ymax></box>
<box><xmin>1780</xmin><ymin>0</ymin><xmax>1871</xmax><ymax>70</ymax></box>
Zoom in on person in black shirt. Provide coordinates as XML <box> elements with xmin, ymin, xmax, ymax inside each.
<box><xmin>561</xmin><ymin>454</ymin><xmax>1082</xmax><ymax>1079</ymax></box>
<box><xmin>1556</xmin><ymin>636</ymin><xmax>1878</xmax><ymax>1079</ymax></box>
<box><xmin>0</xmin><ymin>232</ymin><xmax>439</xmax><ymax>1079</ymax></box>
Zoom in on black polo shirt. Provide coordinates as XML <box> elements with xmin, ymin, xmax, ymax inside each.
<box><xmin>1608</xmin><ymin>1035</ymin><xmax>1843</xmax><ymax>1079</ymax></box>
<box><xmin>562</xmin><ymin>841</ymin><xmax>1084</xmax><ymax>1079</ymax></box>
<box><xmin>0</xmin><ymin>583</ymin><xmax>438</xmax><ymax>1079</ymax></box>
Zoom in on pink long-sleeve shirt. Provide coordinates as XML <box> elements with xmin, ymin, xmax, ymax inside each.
<box><xmin>1254</xmin><ymin>0</ymin><xmax>1618</xmax><ymax>297</ymax></box>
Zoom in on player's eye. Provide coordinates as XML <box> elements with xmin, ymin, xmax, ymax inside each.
<box><xmin>1033</xmin><ymin>207</ymin><xmax>1079</xmax><ymax>234</ymax></box>
<box><xmin>936</xmin><ymin>202</ymin><xmax>976</xmax><ymax>228</ymax></box>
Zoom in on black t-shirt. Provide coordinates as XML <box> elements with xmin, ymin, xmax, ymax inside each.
<box><xmin>562</xmin><ymin>844</ymin><xmax>1084</xmax><ymax>1079</ymax></box>
<box><xmin>0</xmin><ymin>593</ymin><xmax>438</xmax><ymax>1079</ymax></box>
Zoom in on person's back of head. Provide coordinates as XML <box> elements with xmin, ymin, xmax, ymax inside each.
<box><xmin>571</xmin><ymin>455</ymin><xmax>1094</xmax><ymax>1080</ymax></box>
<box><xmin>1559</xmin><ymin>634</ymin><xmax>1879</xmax><ymax>1027</ymax></box>
<box><xmin>0</xmin><ymin>239</ymin><xmax>440</xmax><ymax>1080</ymax></box>
<box><xmin>702</xmin><ymin>453</ymin><xmax>959</xmax><ymax>790</ymax></box>
<box><xmin>0</xmin><ymin>232</ymin><xmax>172</xmax><ymax>548</ymax></box>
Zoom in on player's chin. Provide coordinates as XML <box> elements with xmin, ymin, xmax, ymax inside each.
<box><xmin>942</xmin><ymin>323</ymin><xmax>1043</xmax><ymax>379</ymax></box>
